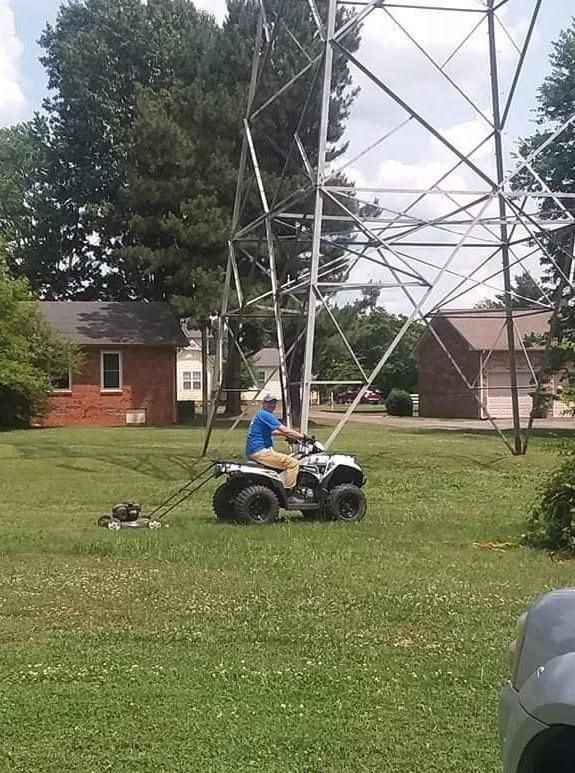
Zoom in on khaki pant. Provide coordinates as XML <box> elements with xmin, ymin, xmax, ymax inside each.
<box><xmin>250</xmin><ymin>448</ymin><xmax>300</xmax><ymax>490</ymax></box>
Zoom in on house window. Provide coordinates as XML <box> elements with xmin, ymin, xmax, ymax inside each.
<box><xmin>51</xmin><ymin>367</ymin><xmax>72</xmax><ymax>392</ymax></box>
<box><xmin>101</xmin><ymin>351</ymin><xmax>122</xmax><ymax>390</ymax></box>
<box><xmin>256</xmin><ymin>369</ymin><xmax>266</xmax><ymax>389</ymax></box>
<box><xmin>183</xmin><ymin>371</ymin><xmax>201</xmax><ymax>391</ymax></box>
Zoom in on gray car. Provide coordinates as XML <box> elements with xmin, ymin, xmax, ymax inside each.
<box><xmin>499</xmin><ymin>589</ymin><xmax>575</xmax><ymax>772</ymax></box>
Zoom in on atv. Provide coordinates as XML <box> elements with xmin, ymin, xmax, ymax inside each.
<box><xmin>212</xmin><ymin>436</ymin><xmax>366</xmax><ymax>525</ymax></box>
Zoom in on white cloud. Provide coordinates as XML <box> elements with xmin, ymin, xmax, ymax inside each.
<box><xmin>0</xmin><ymin>0</ymin><xmax>25</xmax><ymax>125</ymax></box>
<box><xmin>193</xmin><ymin>0</ymin><xmax>227</xmax><ymax>23</ymax></box>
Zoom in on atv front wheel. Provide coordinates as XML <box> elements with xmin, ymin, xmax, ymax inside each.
<box><xmin>327</xmin><ymin>484</ymin><xmax>366</xmax><ymax>523</ymax></box>
<box><xmin>234</xmin><ymin>485</ymin><xmax>279</xmax><ymax>525</ymax></box>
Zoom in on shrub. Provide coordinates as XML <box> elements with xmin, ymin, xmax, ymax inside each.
<box><xmin>525</xmin><ymin>450</ymin><xmax>575</xmax><ymax>553</ymax></box>
<box><xmin>0</xmin><ymin>253</ymin><xmax>81</xmax><ymax>428</ymax></box>
<box><xmin>385</xmin><ymin>389</ymin><xmax>413</xmax><ymax>417</ymax></box>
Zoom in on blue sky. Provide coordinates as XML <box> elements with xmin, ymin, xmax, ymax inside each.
<box><xmin>1</xmin><ymin>0</ymin><xmax>572</xmax><ymax>140</ymax></box>
<box><xmin>0</xmin><ymin>1</ymin><xmax>573</xmax><ymax>311</ymax></box>
<box><xmin>10</xmin><ymin>0</ymin><xmax>61</xmax><ymax>114</ymax></box>
<box><xmin>2</xmin><ymin>1</ymin><xmax>572</xmax><ymax>131</ymax></box>
<box><xmin>1</xmin><ymin>0</ymin><xmax>227</xmax><ymax>123</ymax></box>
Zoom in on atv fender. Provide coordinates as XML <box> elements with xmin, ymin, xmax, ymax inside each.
<box><xmin>322</xmin><ymin>464</ymin><xmax>364</xmax><ymax>490</ymax></box>
<box><xmin>228</xmin><ymin>472</ymin><xmax>289</xmax><ymax>508</ymax></box>
<box><xmin>519</xmin><ymin>652</ymin><xmax>575</xmax><ymax>726</ymax></box>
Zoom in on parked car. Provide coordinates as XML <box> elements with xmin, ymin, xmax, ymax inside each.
<box><xmin>499</xmin><ymin>589</ymin><xmax>575</xmax><ymax>772</ymax></box>
<box><xmin>335</xmin><ymin>388</ymin><xmax>382</xmax><ymax>405</ymax></box>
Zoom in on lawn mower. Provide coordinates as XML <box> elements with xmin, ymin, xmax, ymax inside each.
<box><xmin>211</xmin><ymin>436</ymin><xmax>367</xmax><ymax>525</ymax></box>
<box><xmin>98</xmin><ymin>437</ymin><xmax>366</xmax><ymax>529</ymax></box>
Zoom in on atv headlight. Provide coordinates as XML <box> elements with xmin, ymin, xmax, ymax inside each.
<box><xmin>507</xmin><ymin>612</ymin><xmax>528</xmax><ymax>688</ymax></box>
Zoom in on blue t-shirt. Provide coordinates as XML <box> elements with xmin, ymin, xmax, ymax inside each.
<box><xmin>246</xmin><ymin>409</ymin><xmax>282</xmax><ymax>455</ymax></box>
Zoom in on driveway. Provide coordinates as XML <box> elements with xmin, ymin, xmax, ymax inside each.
<box><xmin>310</xmin><ymin>409</ymin><xmax>575</xmax><ymax>432</ymax></box>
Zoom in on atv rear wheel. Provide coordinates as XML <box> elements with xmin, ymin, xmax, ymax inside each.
<box><xmin>213</xmin><ymin>482</ymin><xmax>240</xmax><ymax>522</ymax></box>
<box><xmin>327</xmin><ymin>484</ymin><xmax>366</xmax><ymax>523</ymax></box>
<box><xmin>234</xmin><ymin>485</ymin><xmax>279</xmax><ymax>525</ymax></box>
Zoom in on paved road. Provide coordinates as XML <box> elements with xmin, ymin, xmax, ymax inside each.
<box><xmin>310</xmin><ymin>410</ymin><xmax>575</xmax><ymax>432</ymax></box>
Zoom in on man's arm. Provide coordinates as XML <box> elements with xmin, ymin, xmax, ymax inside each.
<box><xmin>273</xmin><ymin>424</ymin><xmax>305</xmax><ymax>442</ymax></box>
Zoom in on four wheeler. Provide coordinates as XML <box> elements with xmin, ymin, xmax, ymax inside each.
<box><xmin>212</xmin><ymin>436</ymin><xmax>366</xmax><ymax>525</ymax></box>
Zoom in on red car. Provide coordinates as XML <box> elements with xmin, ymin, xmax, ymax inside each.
<box><xmin>335</xmin><ymin>388</ymin><xmax>382</xmax><ymax>405</ymax></box>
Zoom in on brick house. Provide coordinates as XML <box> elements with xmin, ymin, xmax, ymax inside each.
<box><xmin>416</xmin><ymin>308</ymin><xmax>560</xmax><ymax>420</ymax></box>
<box><xmin>40</xmin><ymin>302</ymin><xmax>188</xmax><ymax>427</ymax></box>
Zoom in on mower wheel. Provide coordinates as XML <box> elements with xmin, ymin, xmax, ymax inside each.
<box><xmin>326</xmin><ymin>484</ymin><xmax>366</xmax><ymax>523</ymax></box>
<box><xmin>213</xmin><ymin>482</ymin><xmax>241</xmax><ymax>522</ymax></box>
<box><xmin>234</xmin><ymin>485</ymin><xmax>279</xmax><ymax>525</ymax></box>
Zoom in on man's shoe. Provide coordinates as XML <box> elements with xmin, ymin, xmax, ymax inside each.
<box><xmin>286</xmin><ymin>490</ymin><xmax>305</xmax><ymax>506</ymax></box>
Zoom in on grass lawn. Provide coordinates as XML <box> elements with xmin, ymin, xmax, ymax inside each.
<box><xmin>0</xmin><ymin>423</ymin><xmax>572</xmax><ymax>772</ymax></box>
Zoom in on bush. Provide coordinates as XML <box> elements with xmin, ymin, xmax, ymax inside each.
<box><xmin>385</xmin><ymin>389</ymin><xmax>413</xmax><ymax>417</ymax></box>
<box><xmin>526</xmin><ymin>450</ymin><xmax>575</xmax><ymax>553</ymax></box>
<box><xmin>0</xmin><ymin>253</ymin><xmax>80</xmax><ymax>428</ymax></box>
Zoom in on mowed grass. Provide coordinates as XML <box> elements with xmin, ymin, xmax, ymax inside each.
<box><xmin>0</xmin><ymin>424</ymin><xmax>572</xmax><ymax>772</ymax></box>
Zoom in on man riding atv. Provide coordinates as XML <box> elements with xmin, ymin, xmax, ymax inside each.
<box><xmin>211</xmin><ymin>396</ymin><xmax>366</xmax><ymax>524</ymax></box>
<box><xmin>246</xmin><ymin>393</ymin><xmax>306</xmax><ymax>502</ymax></box>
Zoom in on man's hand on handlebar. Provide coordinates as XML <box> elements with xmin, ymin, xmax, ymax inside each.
<box><xmin>285</xmin><ymin>433</ymin><xmax>314</xmax><ymax>445</ymax></box>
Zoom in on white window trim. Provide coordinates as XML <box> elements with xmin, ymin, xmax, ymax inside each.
<box><xmin>183</xmin><ymin>370</ymin><xmax>192</xmax><ymax>390</ymax></box>
<box><xmin>100</xmin><ymin>350</ymin><xmax>123</xmax><ymax>392</ymax></box>
<box><xmin>192</xmin><ymin>370</ymin><xmax>202</xmax><ymax>390</ymax></box>
<box><xmin>52</xmin><ymin>365</ymin><xmax>73</xmax><ymax>394</ymax></box>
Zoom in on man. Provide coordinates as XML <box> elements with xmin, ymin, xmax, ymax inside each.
<box><xmin>246</xmin><ymin>394</ymin><xmax>305</xmax><ymax>495</ymax></box>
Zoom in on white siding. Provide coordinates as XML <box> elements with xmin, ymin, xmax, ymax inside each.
<box><xmin>241</xmin><ymin>368</ymin><xmax>282</xmax><ymax>402</ymax></box>
<box><xmin>177</xmin><ymin>345</ymin><xmax>211</xmax><ymax>402</ymax></box>
<box><xmin>485</xmin><ymin>369</ymin><xmax>533</xmax><ymax>418</ymax></box>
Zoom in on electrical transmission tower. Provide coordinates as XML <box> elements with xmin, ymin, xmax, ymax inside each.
<box><xmin>204</xmin><ymin>0</ymin><xmax>575</xmax><ymax>457</ymax></box>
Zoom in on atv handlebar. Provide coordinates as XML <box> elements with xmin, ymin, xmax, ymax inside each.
<box><xmin>285</xmin><ymin>434</ymin><xmax>315</xmax><ymax>444</ymax></box>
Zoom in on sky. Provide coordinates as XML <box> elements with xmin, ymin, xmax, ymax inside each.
<box><xmin>1</xmin><ymin>0</ymin><xmax>574</xmax><ymax>312</ymax></box>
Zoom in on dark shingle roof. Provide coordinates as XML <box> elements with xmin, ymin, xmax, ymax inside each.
<box><xmin>433</xmin><ymin>308</ymin><xmax>551</xmax><ymax>351</ymax></box>
<box><xmin>40</xmin><ymin>302</ymin><xmax>189</xmax><ymax>347</ymax></box>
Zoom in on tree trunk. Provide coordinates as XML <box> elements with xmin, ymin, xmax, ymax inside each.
<box><xmin>201</xmin><ymin>326</ymin><xmax>209</xmax><ymax>423</ymax></box>
<box><xmin>224</xmin><ymin>323</ymin><xmax>242</xmax><ymax>416</ymax></box>
<box><xmin>287</xmin><ymin>335</ymin><xmax>304</xmax><ymax>427</ymax></box>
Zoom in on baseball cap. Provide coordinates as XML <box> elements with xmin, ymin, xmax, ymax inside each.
<box><xmin>262</xmin><ymin>393</ymin><xmax>279</xmax><ymax>403</ymax></box>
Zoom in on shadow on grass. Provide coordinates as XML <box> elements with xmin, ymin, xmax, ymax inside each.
<box><xmin>389</xmin><ymin>426</ymin><xmax>575</xmax><ymax>442</ymax></box>
<box><xmin>15</xmin><ymin>443</ymin><xmax>207</xmax><ymax>481</ymax></box>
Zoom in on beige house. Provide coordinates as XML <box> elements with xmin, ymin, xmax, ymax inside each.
<box><xmin>176</xmin><ymin>333</ymin><xmax>283</xmax><ymax>406</ymax></box>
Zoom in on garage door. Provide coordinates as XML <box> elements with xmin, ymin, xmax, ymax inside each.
<box><xmin>486</xmin><ymin>370</ymin><xmax>533</xmax><ymax>419</ymax></box>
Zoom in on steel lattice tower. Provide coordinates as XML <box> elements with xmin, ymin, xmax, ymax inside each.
<box><xmin>204</xmin><ymin>0</ymin><xmax>575</xmax><ymax>457</ymax></box>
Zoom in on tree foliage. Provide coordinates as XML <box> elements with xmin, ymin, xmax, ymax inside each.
<box><xmin>0</xmin><ymin>0</ymin><xmax>363</xmax><ymax>419</ymax></box>
<box><xmin>474</xmin><ymin>271</ymin><xmax>546</xmax><ymax>309</ymax></box>
<box><xmin>314</xmin><ymin>292</ymin><xmax>423</xmax><ymax>398</ymax></box>
<box><xmin>514</xmin><ymin>20</ymin><xmax>575</xmax><ymax>406</ymax></box>
<box><xmin>0</xmin><ymin>247</ymin><xmax>80</xmax><ymax>428</ymax></box>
